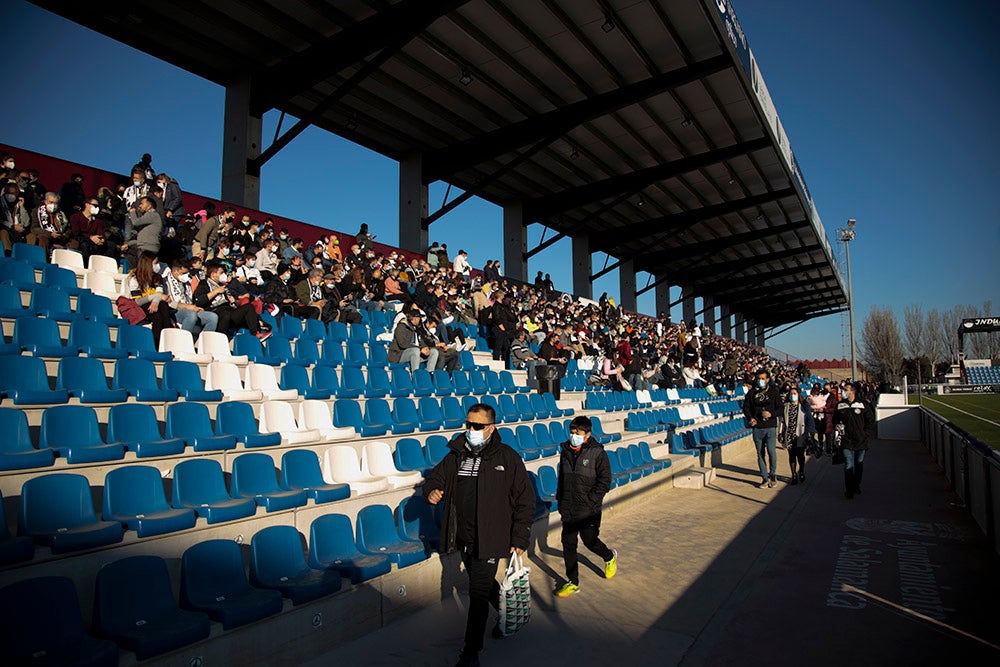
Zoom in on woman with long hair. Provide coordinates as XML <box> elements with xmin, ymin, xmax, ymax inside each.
<box><xmin>126</xmin><ymin>250</ymin><xmax>175</xmax><ymax>346</ymax></box>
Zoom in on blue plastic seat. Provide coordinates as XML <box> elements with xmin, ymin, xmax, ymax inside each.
<box><xmin>162</xmin><ymin>359</ymin><xmax>224</xmax><ymax>401</ymax></box>
<box><xmin>166</xmin><ymin>402</ymin><xmax>237</xmax><ymax>451</ymax></box>
<box><xmin>516</xmin><ymin>392</ymin><xmax>541</xmax><ymax>420</ymax></box>
<box><xmin>291</xmin><ymin>336</ymin><xmax>325</xmax><ymax>367</ymax></box>
<box><xmin>117</xmin><ymin>323</ymin><xmax>172</xmax><ymax>361</ymax></box>
<box><xmin>527</xmin><ymin>393</ymin><xmax>550</xmax><ymax>419</ymax></box>
<box><xmin>214</xmin><ymin>400</ymin><xmax>282</xmax><ymax>448</ymax></box>
<box><xmin>265</xmin><ymin>334</ymin><xmax>306</xmax><ymax>366</ymax></box>
<box><xmin>94</xmin><ymin>555</ymin><xmax>210</xmax><ymax>660</ymax></box>
<box><xmin>440</xmin><ymin>396</ymin><xmax>466</xmax><ymax>429</ymax></box>
<box><xmin>606</xmin><ymin>450</ymin><xmax>631</xmax><ymax>487</ymax></box>
<box><xmin>171</xmin><ymin>459</ymin><xmax>257</xmax><ymax>524</ymax></box>
<box><xmin>338</xmin><ymin>366</ymin><xmax>366</xmax><ymax>399</ymax></box>
<box><xmin>355</xmin><ymin>504</ymin><xmax>428</xmax><ymax>567</ymax></box>
<box><xmin>395</xmin><ymin>496</ymin><xmax>440</xmax><ymax>549</ymax></box>
<box><xmin>393</xmin><ymin>438</ymin><xmax>431</xmax><ymax>474</ymax></box>
<box><xmin>68</xmin><ymin>318</ymin><xmax>124</xmax><ymax>360</ymax></box>
<box><xmin>0</xmin><ymin>256</ymin><xmax>37</xmax><ymax>289</ymax></box>
<box><xmin>391</xmin><ymin>397</ymin><xmax>421</xmax><ymax>433</ymax></box>
<box><xmin>484</xmin><ymin>370</ymin><xmax>505</xmax><ymax>394</ymax></box>
<box><xmin>250</xmin><ymin>525</ymin><xmax>342</xmax><ymax>605</ymax></box>
<box><xmin>320</xmin><ymin>337</ymin><xmax>346</xmax><ymax>366</ymax></box>
<box><xmin>451</xmin><ymin>370</ymin><xmax>472</xmax><ymax>396</ymax></box>
<box><xmin>302</xmin><ymin>318</ymin><xmax>327</xmax><ymax>341</ymax></box>
<box><xmin>40</xmin><ymin>404</ymin><xmax>125</xmax><ymax>463</ymax></box>
<box><xmin>417</xmin><ymin>397</ymin><xmax>445</xmax><ymax>431</ymax></box>
<box><xmin>307</xmin><ymin>514</ymin><xmax>391</xmax><ymax>584</ymax></box>
<box><xmin>43</xmin><ymin>263</ymin><xmax>87</xmax><ymax>296</ymax></box>
<box><xmin>230</xmin><ymin>453</ymin><xmax>308</xmax><ymax>512</ymax></box>
<box><xmin>180</xmin><ymin>539</ymin><xmax>283</xmax><ymax>630</ymax></box>
<box><xmin>481</xmin><ymin>394</ymin><xmax>507</xmax><ymax>423</ymax></box>
<box><xmin>113</xmin><ymin>357</ymin><xmax>179</xmax><ymax>402</ymax></box>
<box><xmin>365</xmin><ymin>367</ymin><xmax>391</xmax><ymax>398</ymax></box>
<box><xmin>0</xmin><ymin>355</ymin><xmax>69</xmax><ymax>405</ymax></box>
<box><xmin>432</xmin><ymin>369</ymin><xmax>454</xmax><ymax>396</ymax></box>
<box><xmin>460</xmin><ymin>350</ymin><xmax>486</xmax><ymax>372</ymax></box>
<box><xmin>367</xmin><ymin>397</ymin><xmax>411</xmax><ymax>435</ymax></box>
<box><xmin>344</xmin><ymin>341</ymin><xmax>368</xmax><ymax>367</ymax></box>
<box><xmin>78</xmin><ymin>291</ymin><xmax>127</xmax><ymax>326</ymax></box>
<box><xmin>0</xmin><ymin>407</ymin><xmax>56</xmax><ymax>470</ymax></box>
<box><xmin>55</xmin><ymin>357</ymin><xmax>127</xmax><ymax>404</ymax></box>
<box><xmin>280</xmin><ymin>449</ymin><xmax>351</xmax><ymax>503</ymax></box>
<box><xmin>29</xmin><ymin>285</ymin><xmax>79</xmax><ymax>322</ymax></box>
<box><xmin>311</xmin><ymin>365</ymin><xmax>341</xmax><ymax>396</ymax></box>
<box><xmin>412</xmin><ymin>368</ymin><xmax>435</xmax><ymax>397</ymax></box>
<box><xmin>369</xmin><ymin>341</ymin><xmax>406</xmax><ymax>370</ymax></box>
<box><xmin>0</xmin><ymin>576</ymin><xmax>119</xmax><ymax>666</ymax></box>
<box><xmin>425</xmin><ymin>435</ymin><xmax>451</xmax><ymax>466</ymax></box>
<box><xmin>232</xmin><ymin>331</ymin><xmax>275</xmax><ymax>365</ymax></box>
<box><xmin>333</xmin><ymin>398</ymin><xmax>386</xmax><ymax>437</ymax></box>
<box><xmin>638</xmin><ymin>441</ymin><xmax>671</xmax><ymax>472</ymax></box>
<box><xmin>500</xmin><ymin>370</ymin><xmax>529</xmax><ymax>394</ymax></box>
<box><xmin>515</xmin><ymin>425</ymin><xmax>543</xmax><ymax>460</ymax></box>
<box><xmin>0</xmin><ymin>282</ymin><xmax>25</xmax><ymax>318</ymax></box>
<box><xmin>347</xmin><ymin>323</ymin><xmax>368</xmax><ymax>344</ymax></box>
<box><xmin>498</xmin><ymin>394</ymin><xmax>521</xmax><ymax>422</ymax></box>
<box><xmin>107</xmin><ymin>404</ymin><xmax>186</xmax><ymax>458</ymax></box>
<box><xmin>280</xmin><ymin>364</ymin><xmax>331</xmax><ymax>399</ymax></box>
<box><xmin>102</xmin><ymin>465</ymin><xmax>196</xmax><ymax>537</ymax></box>
<box><xmin>19</xmin><ymin>473</ymin><xmax>125</xmax><ymax>553</ymax></box>
<box><xmin>389</xmin><ymin>366</ymin><xmax>415</xmax><ymax>397</ymax></box>
<box><xmin>327</xmin><ymin>321</ymin><xmax>349</xmax><ymax>343</ymax></box>
<box><xmin>460</xmin><ymin>394</ymin><xmax>479</xmax><ymax>414</ymax></box>
<box><xmin>545</xmin><ymin>391</ymin><xmax>572</xmax><ymax>417</ymax></box>
<box><xmin>590</xmin><ymin>416</ymin><xmax>621</xmax><ymax>444</ymax></box>
<box><xmin>470</xmin><ymin>370</ymin><xmax>491</xmax><ymax>395</ymax></box>
<box><xmin>12</xmin><ymin>241</ymin><xmax>46</xmax><ymax>267</ymax></box>
<box><xmin>532</xmin><ymin>423</ymin><xmax>560</xmax><ymax>457</ymax></box>
<box><xmin>277</xmin><ymin>315</ymin><xmax>304</xmax><ymax>339</ymax></box>
<box><xmin>13</xmin><ymin>315</ymin><xmax>73</xmax><ymax>357</ymax></box>
<box><xmin>538</xmin><ymin>465</ymin><xmax>558</xmax><ymax>506</ymax></box>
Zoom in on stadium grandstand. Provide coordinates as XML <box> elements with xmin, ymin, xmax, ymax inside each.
<box><xmin>1</xmin><ymin>1</ymin><xmax>997</xmax><ymax>666</ymax></box>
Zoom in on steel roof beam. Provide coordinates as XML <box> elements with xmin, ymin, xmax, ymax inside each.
<box><xmin>633</xmin><ymin>218</ymin><xmax>808</xmax><ymax>268</ymax></box>
<box><xmin>524</xmin><ymin>137</ymin><xmax>770</xmax><ymax>221</ymax></box>
<box><xmin>423</xmin><ymin>55</ymin><xmax>731</xmax><ymax>183</ymax></box>
<box><xmin>692</xmin><ymin>262</ymin><xmax>829</xmax><ymax>294</ymax></box>
<box><xmin>250</xmin><ymin>0</ymin><xmax>471</xmax><ymax>115</ymax></box>
<box><xmin>665</xmin><ymin>244</ymin><xmax>822</xmax><ymax>284</ymax></box>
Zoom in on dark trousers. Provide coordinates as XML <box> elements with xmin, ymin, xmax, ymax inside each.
<box><xmin>460</xmin><ymin>550</ymin><xmax>500</xmax><ymax>654</ymax></box>
<box><xmin>787</xmin><ymin>444</ymin><xmax>805</xmax><ymax>472</ymax></box>
<box><xmin>213</xmin><ymin>303</ymin><xmax>260</xmax><ymax>336</ymax></box>
<box><xmin>493</xmin><ymin>327</ymin><xmax>511</xmax><ymax>367</ymax></box>
<box><xmin>562</xmin><ymin>513</ymin><xmax>613</xmax><ymax>585</ymax></box>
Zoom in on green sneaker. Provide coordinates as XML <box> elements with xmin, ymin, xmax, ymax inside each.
<box><xmin>605</xmin><ymin>549</ymin><xmax>618</xmax><ymax>579</ymax></box>
<box><xmin>554</xmin><ymin>582</ymin><xmax>580</xmax><ymax>598</ymax></box>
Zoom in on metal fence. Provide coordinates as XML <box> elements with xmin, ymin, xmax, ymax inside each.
<box><xmin>919</xmin><ymin>408</ymin><xmax>1000</xmax><ymax>554</ymax></box>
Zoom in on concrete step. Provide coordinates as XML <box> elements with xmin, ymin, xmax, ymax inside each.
<box><xmin>672</xmin><ymin>466</ymin><xmax>717</xmax><ymax>489</ymax></box>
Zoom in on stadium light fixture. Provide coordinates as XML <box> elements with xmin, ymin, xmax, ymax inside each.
<box><xmin>459</xmin><ymin>69</ymin><xmax>473</xmax><ymax>86</ymax></box>
<box><xmin>681</xmin><ymin>117</ymin><xmax>692</xmax><ymax>127</ymax></box>
<box><xmin>838</xmin><ymin>218</ymin><xmax>859</xmax><ymax>380</ymax></box>
<box><xmin>601</xmin><ymin>15</ymin><xmax>616</xmax><ymax>33</ymax></box>
<box><xmin>637</xmin><ymin>196</ymin><xmax>645</xmax><ymax>206</ymax></box>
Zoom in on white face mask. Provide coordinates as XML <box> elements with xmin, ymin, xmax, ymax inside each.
<box><xmin>177</xmin><ymin>273</ymin><xmax>191</xmax><ymax>283</ymax></box>
<box><xmin>282</xmin><ymin>273</ymin><xmax>291</xmax><ymax>282</ymax></box>
<box><xmin>757</xmin><ymin>379</ymin><xmax>767</xmax><ymax>388</ymax></box>
<box><xmin>133</xmin><ymin>180</ymin><xmax>143</xmax><ymax>187</ymax></box>
<box><xmin>45</xmin><ymin>202</ymin><xmax>57</xmax><ymax>213</ymax></box>
<box><xmin>89</xmin><ymin>205</ymin><xmax>100</xmax><ymax>215</ymax></box>
<box><xmin>466</xmin><ymin>428</ymin><xmax>487</xmax><ymax>448</ymax></box>
<box><xmin>569</xmin><ymin>433</ymin><xmax>585</xmax><ymax>447</ymax></box>
<box><xmin>4</xmin><ymin>193</ymin><xmax>17</xmax><ymax>203</ymax></box>
<box><xmin>247</xmin><ymin>260</ymin><xmax>255</xmax><ymax>267</ymax></box>
<box><xmin>217</xmin><ymin>273</ymin><xmax>229</xmax><ymax>284</ymax></box>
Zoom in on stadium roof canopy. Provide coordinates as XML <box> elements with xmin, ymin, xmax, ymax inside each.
<box><xmin>34</xmin><ymin>0</ymin><xmax>847</xmax><ymax>327</ymax></box>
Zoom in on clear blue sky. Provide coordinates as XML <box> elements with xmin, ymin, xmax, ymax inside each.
<box><xmin>1</xmin><ymin>0</ymin><xmax>997</xmax><ymax>360</ymax></box>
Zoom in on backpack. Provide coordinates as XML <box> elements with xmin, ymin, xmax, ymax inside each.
<box><xmin>115</xmin><ymin>296</ymin><xmax>148</xmax><ymax>325</ymax></box>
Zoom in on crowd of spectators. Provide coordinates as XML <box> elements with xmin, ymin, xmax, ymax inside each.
<box><xmin>0</xmin><ymin>148</ymin><xmax>813</xmax><ymax>388</ymax></box>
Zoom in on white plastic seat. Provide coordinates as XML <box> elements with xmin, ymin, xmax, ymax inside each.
<box><xmin>322</xmin><ymin>445</ymin><xmax>390</xmax><ymax>495</ymax></box>
<box><xmin>245</xmin><ymin>363</ymin><xmax>298</xmax><ymax>401</ymax></box>
<box><xmin>82</xmin><ymin>271</ymin><xmax>119</xmax><ymax>300</ymax></box>
<box><xmin>52</xmin><ymin>248</ymin><xmax>89</xmax><ymax>277</ymax></box>
<box><xmin>159</xmin><ymin>328</ymin><xmax>214</xmax><ymax>364</ymax></box>
<box><xmin>666</xmin><ymin>388</ymin><xmax>689</xmax><ymax>403</ymax></box>
<box><xmin>88</xmin><ymin>254</ymin><xmax>124</xmax><ymax>277</ymax></box>
<box><xmin>258</xmin><ymin>400</ymin><xmax>322</xmax><ymax>445</ymax></box>
<box><xmin>204</xmin><ymin>361</ymin><xmax>263</xmax><ymax>402</ymax></box>
<box><xmin>196</xmin><ymin>330</ymin><xmax>249</xmax><ymax>364</ymax></box>
<box><xmin>361</xmin><ymin>441</ymin><xmax>423</xmax><ymax>489</ymax></box>
<box><xmin>298</xmin><ymin>400</ymin><xmax>355</xmax><ymax>442</ymax></box>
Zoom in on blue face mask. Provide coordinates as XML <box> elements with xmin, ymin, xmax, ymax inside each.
<box><xmin>466</xmin><ymin>429</ymin><xmax>487</xmax><ymax>449</ymax></box>
<box><xmin>789</xmin><ymin>394</ymin><xmax>799</xmax><ymax>403</ymax></box>
<box><xmin>569</xmin><ymin>433</ymin><xmax>585</xmax><ymax>448</ymax></box>
<box><xmin>757</xmin><ymin>379</ymin><xmax>767</xmax><ymax>388</ymax></box>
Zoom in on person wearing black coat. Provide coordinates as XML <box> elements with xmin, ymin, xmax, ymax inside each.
<box><xmin>554</xmin><ymin>416</ymin><xmax>617</xmax><ymax>598</ymax></box>
<box><xmin>424</xmin><ymin>403</ymin><xmax>535</xmax><ymax>667</ymax></box>
<box><xmin>491</xmin><ymin>290</ymin><xmax>518</xmax><ymax>368</ymax></box>
<box><xmin>834</xmin><ymin>381</ymin><xmax>876</xmax><ymax>499</ymax></box>
<box><xmin>743</xmin><ymin>368</ymin><xmax>783</xmax><ymax>488</ymax></box>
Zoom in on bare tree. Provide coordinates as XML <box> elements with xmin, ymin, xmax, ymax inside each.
<box><xmin>903</xmin><ymin>304</ymin><xmax>925</xmax><ymax>359</ymax></box>
<box><xmin>925</xmin><ymin>308</ymin><xmax>945</xmax><ymax>365</ymax></box>
<box><xmin>940</xmin><ymin>306</ymin><xmax>962</xmax><ymax>364</ymax></box>
<box><xmin>860</xmin><ymin>306</ymin><xmax>904</xmax><ymax>381</ymax></box>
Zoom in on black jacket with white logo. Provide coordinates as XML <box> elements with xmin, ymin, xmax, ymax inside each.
<box><xmin>556</xmin><ymin>437</ymin><xmax>611</xmax><ymax>522</ymax></box>
<box><xmin>834</xmin><ymin>398</ymin><xmax>875</xmax><ymax>450</ymax></box>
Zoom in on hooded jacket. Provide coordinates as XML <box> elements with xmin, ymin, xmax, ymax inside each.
<box><xmin>556</xmin><ymin>436</ymin><xmax>611</xmax><ymax>522</ymax></box>
<box><xmin>422</xmin><ymin>430</ymin><xmax>535</xmax><ymax>559</ymax></box>
<box><xmin>743</xmin><ymin>381</ymin><xmax>782</xmax><ymax>429</ymax></box>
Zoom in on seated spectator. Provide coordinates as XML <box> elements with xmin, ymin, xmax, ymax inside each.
<box><xmin>539</xmin><ymin>331</ymin><xmax>570</xmax><ymax>365</ymax></box>
<box><xmin>255</xmin><ymin>238</ymin><xmax>280</xmax><ymax>280</ymax></box>
<box><xmin>601</xmin><ymin>349</ymin><xmax>625</xmax><ymax>391</ymax></box>
<box><xmin>69</xmin><ymin>196</ymin><xmax>112</xmax><ymax>263</ymax></box>
<box><xmin>164</xmin><ymin>259</ymin><xmax>218</xmax><ymax>340</ymax></box>
<box><xmin>388</xmin><ymin>309</ymin><xmax>439</xmax><ymax>372</ymax></box>
<box><xmin>28</xmin><ymin>191</ymin><xmax>74</xmax><ymax>254</ymax></box>
<box><xmin>424</xmin><ymin>313</ymin><xmax>459</xmax><ymax>373</ymax></box>
<box><xmin>234</xmin><ymin>252</ymin><xmax>264</xmax><ymax>296</ymax></box>
<box><xmin>0</xmin><ymin>181</ymin><xmax>29</xmax><ymax>254</ymax></box>
<box><xmin>121</xmin><ymin>195</ymin><xmax>162</xmax><ymax>269</ymax></box>
<box><xmin>58</xmin><ymin>172</ymin><xmax>86</xmax><ymax>216</ymax></box>
<box><xmin>320</xmin><ymin>272</ymin><xmax>362</xmax><ymax>324</ymax></box>
<box><xmin>126</xmin><ymin>251</ymin><xmax>175</xmax><ymax>346</ymax></box>
<box><xmin>194</xmin><ymin>260</ymin><xmax>269</xmax><ymax>340</ymax></box>
<box><xmin>282</xmin><ymin>236</ymin><xmax>304</xmax><ymax>264</ymax></box>
<box><xmin>292</xmin><ymin>268</ymin><xmax>325</xmax><ymax>320</ymax></box>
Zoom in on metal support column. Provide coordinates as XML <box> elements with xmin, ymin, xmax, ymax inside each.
<box><xmin>682</xmin><ymin>289</ymin><xmax>696</xmax><ymax>326</ymax></box>
<box><xmin>502</xmin><ymin>202</ymin><xmax>527</xmax><ymax>283</ymax></box>
<box><xmin>221</xmin><ymin>76</ymin><xmax>262</xmax><ymax>208</ymax></box>
<box><xmin>572</xmin><ymin>236</ymin><xmax>592</xmax><ymax>300</ymax></box>
<box><xmin>399</xmin><ymin>154</ymin><xmax>428</xmax><ymax>254</ymax></box>
<box><xmin>654</xmin><ymin>278</ymin><xmax>671</xmax><ymax>321</ymax></box>
<box><xmin>735</xmin><ymin>316</ymin><xmax>746</xmax><ymax>344</ymax></box>
<box><xmin>702</xmin><ymin>296</ymin><xmax>716</xmax><ymax>333</ymax></box>
<box><xmin>619</xmin><ymin>259</ymin><xmax>636</xmax><ymax>312</ymax></box>
<box><xmin>720</xmin><ymin>305</ymin><xmax>732</xmax><ymax>339</ymax></box>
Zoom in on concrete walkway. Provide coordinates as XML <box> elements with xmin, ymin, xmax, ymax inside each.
<box><xmin>306</xmin><ymin>440</ymin><xmax>999</xmax><ymax>666</ymax></box>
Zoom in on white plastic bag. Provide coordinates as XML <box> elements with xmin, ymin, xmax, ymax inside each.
<box><xmin>497</xmin><ymin>552</ymin><xmax>530</xmax><ymax>636</ymax></box>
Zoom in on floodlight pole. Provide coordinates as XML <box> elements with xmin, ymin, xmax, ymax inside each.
<box><xmin>839</xmin><ymin>219</ymin><xmax>858</xmax><ymax>381</ymax></box>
